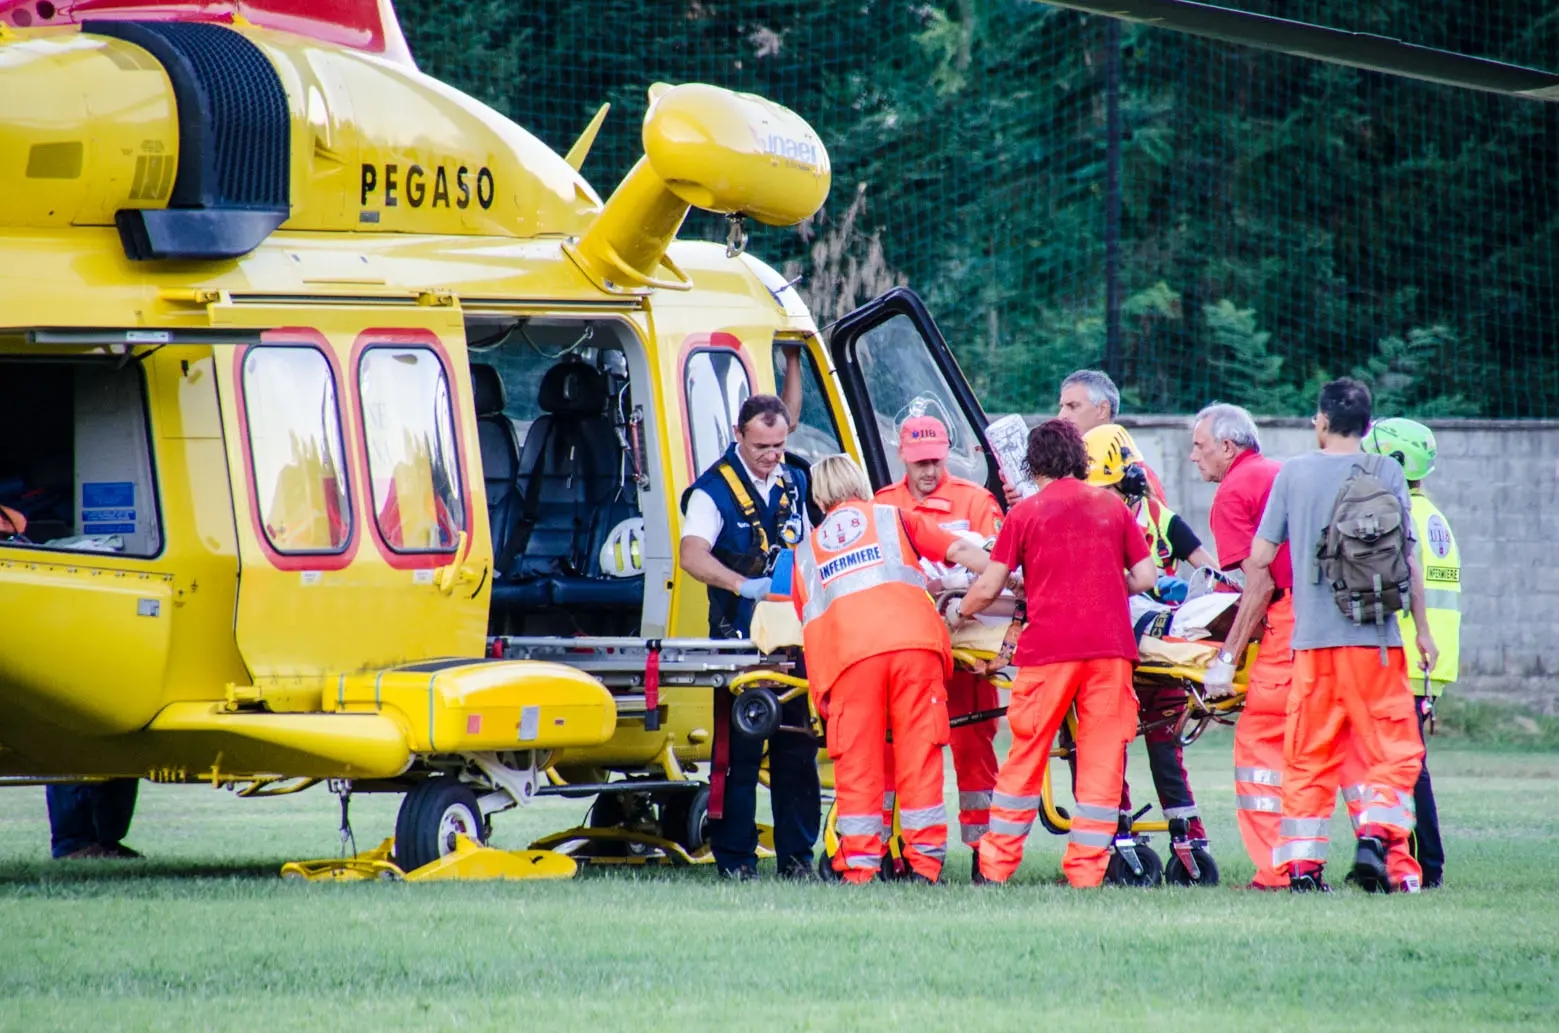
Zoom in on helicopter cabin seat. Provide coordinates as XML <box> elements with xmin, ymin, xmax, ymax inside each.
<box><xmin>490</xmin><ymin>359</ymin><xmax>642</xmax><ymax>614</ymax></box>
<box><xmin>470</xmin><ymin>363</ymin><xmax>521</xmax><ymax>561</ymax></box>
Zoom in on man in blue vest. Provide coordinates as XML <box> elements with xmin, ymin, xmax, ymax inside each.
<box><xmin>680</xmin><ymin>394</ymin><xmax>820</xmax><ymax>879</ymax></box>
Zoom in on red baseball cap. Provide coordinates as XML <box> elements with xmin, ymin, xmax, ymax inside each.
<box><xmin>899</xmin><ymin>415</ymin><xmax>950</xmax><ymax>463</ymax></box>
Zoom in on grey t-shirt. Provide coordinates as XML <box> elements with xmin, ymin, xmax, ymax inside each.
<box><xmin>1255</xmin><ymin>451</ymin><xmax>1416</xmax><ymax>650</ymax></box>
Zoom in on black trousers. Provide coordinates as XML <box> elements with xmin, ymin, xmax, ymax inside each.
<box><xmin>46</xmin><ymin>780</ymin><xmax>138</xmax><ymax>858</ymax></box>
<box><xmin>708</xmin><ymin>689</ymin><xmax>821</xmax><ymax>873</ymax></box>
<box><xmin>1410</xmin><ymin>699</ymin><xmax>1444</xmax><ymax>880</ymax></box>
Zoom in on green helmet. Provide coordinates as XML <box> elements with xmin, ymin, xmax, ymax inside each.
<box><xmin>1363</xmin><ymin>417</ymin><xmax>1437</xmax><ymax>480</ymax></box>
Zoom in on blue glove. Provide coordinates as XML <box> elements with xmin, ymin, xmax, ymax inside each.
<box><xmin>1155</xmin><ymin>575</ymin><xmax>1189</xmax><ymax>604</ymax></box>
<box><xmin>738</xmin><ymin>577</ymin><xmax>773</xmax><ymax>601</ymax></box>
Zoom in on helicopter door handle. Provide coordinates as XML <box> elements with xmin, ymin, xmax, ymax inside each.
<box><xmin>435</xmin><ymin>531</ymin><xmax>485</xmax><ymax>595</ymax></box>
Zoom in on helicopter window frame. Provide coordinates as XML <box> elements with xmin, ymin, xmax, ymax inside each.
<box><xmin>0</xmin><ymin>355</ymin><xmax>166</xmax><ymax>560</ymax></box>
<box><xmin>351</xmin><ymin>332</ymin><xmax>470</xmax><ymax>567</ymax></box>
<box><xmin>772</xmin><ymin>339</ymin><xmax>845</xmax><ymax>465</ymax></box>
<box><xmin>236</xmin><ymin>341</ymin><xmax>357</xmax><ymax>564</ymax></box>
<box><xmin>680</xmin><ymin>332</ymin><xmax>757</xmax><ymax>479</ymax></box>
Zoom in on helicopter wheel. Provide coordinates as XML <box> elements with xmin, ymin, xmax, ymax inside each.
<box><xmin>394</xmin><ymin>777</ymin><xmax>485</xmax><ymax>873</ymax></box>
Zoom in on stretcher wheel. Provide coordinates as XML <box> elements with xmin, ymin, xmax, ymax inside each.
<box><xmin>1165</xmin><ymin>846</ymin><xmax>1220</xmax><ymax>887</ymax></box>
<box><xmin>1104</xmin><ymin>842</ymin><xmax>1164</xmax><ymax>888</ymax></box>
<box><xmin>394</xmin><ymin>777</ymin><xmax>485</xmax><ymax>873</ymax></box>
<box><xmin>733</xmin><ymin>687</ymin><xmax>781</xmax><ymax>739</ymax></box>
<box><xmin>660</xmin><ymin>785</ymin><xmax>710</xmax><ymax>852</ymax></box>
<box><xmin>817</xmin><ymin>850</ymin><xmax>842</xmax><ymax>881</ymax></box>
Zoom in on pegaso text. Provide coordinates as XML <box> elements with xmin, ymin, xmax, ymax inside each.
<box><xmin>360</xmin><ymin>163</ymin><xmax>495</xmax><ymax>211</ymax></box>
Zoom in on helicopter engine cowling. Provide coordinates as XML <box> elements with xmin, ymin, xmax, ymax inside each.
<box><xmin>568</xmin><ymin>82</ymin><xmax>832</xmax><ymax>294</ymax></box>
<box><xmin>0</xmin><ymin>31</ymin><xmax>182</xmax><ymax>232</ymax></box>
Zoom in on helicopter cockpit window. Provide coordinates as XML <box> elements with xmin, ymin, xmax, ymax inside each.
<box><xmin>853</xmin><ymin>314</ymin><xmax>985</xmax><ymax>484</ymax></box>
<box><xmin>772</xmin><ymin>341</ymin><xmax>841</xmax><ymax>464</ymax></box>
<box><xmin>358</xmin><ymin>347</ymin><xmax>467</xmax><ymax>553</ymax></box>
<box><xmin>684</xmin><ymin>349</ymin><xmax>751</xmax><ymax>474</ymax></box>
<box><xmin>241</xmin><ymin>346</ymin><xmax>353</xmax><ymax>554</ymax></box>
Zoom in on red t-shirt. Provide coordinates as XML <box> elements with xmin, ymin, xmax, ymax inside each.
<box><xmin>990</xmin><ymin>478</ymin><xmax>1149</xmax><ymax>666</ymax></box>
<box><xmin>1209</xmin><ymin>448</ymin><xmax>1293</xmax><ymax>590</ymax></box>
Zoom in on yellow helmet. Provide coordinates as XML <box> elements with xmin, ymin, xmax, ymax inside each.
<box><xmin>1083</xmin><ymin>423</ymin><xmax>1140</xmax><ymax>487</ymax></box>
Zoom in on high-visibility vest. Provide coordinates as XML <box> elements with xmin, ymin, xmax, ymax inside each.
<box><xmin>1399</xmin><ymin>490</ymin><xmax>1460</xmax><ymax>694</ymax></box>
<box><xmin>1135</xmin><ymin>496</ymin><xmax>1179</xmax><ymax>577</ymax></box>
<box><xmin>793</xmin><ymin>502</ymin><xmax>952</xmax><ymax>695</ymax></box>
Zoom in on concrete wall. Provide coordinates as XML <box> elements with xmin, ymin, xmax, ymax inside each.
<box><xmin>1018</xmin><ymin>416</ymin><xmax>1559</xmax><ymax>713</ymax></box>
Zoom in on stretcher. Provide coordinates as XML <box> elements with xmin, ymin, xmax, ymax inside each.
<box><xmin>738</xmin><ymin>590</ymin><xmax>1253</xmax><ymax>884</ymax></box>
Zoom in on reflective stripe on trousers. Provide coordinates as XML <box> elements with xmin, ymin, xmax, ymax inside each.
<box><xmin>836</xmin><ymin>814</ymin><xmax>884</xmax><ymax>838</ymax></box>
<box><xmin>1274</xmin><ymin>814</ymin><xmax>1329</xmax><ymax>870</ymax></box>
<box><xmin>898</xmin><ymin>804</ymin><xmax>947</xmax><ymax>830</ymax></box>
<box><xmin>1070</xmin><ymin>826</ymin><xmax>1114</xmax><ymax>847</ymax></box>
<box><xmin>1072</xmin><ymin>801</ymin><xmax>1117</xmax><ymax>823</ymax></box>
<box><xmin>989</xmin><ymin>815</ymin><xmax>1033</xmax><ymax>837</ymax></box>
<box><xmin>959</xmin><ymin>790</ymin><xmax>992</xmax><ymax>844</ymax></box>
<box><xmin>1273</xmin><ymin>838</ymin><xmax>1328</xmax><ymax>866</ymax></box>
<box><xmin>1069</xmin><ymin>800</ymin><xmax>1118</xmax><ymax>848</ymax></box>
<box><xmin>1235</xmin><ymin>766</ymin><xmax>1282</xmax><ymax>787</ymax></box>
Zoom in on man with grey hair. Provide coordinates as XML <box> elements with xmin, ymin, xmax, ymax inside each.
<box><xmin>1057</xmin><ymin>370</ymin><xmax>1120</xmax><ymax>434</ymax></box>
<box><xmin>1189</xmin><ymin>401</ymin><xmax>1296</xmax><ymax>889</ymax></box>
<box><xmin>1058</xmin><ymin>370</ymin><xmax>1165</xmax><ymax>499</ymax></box>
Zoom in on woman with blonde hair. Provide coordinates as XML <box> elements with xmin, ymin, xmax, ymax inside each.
<box><xmin>791</xmin><ymin>454</ymin><xmax>988</xmax><ymax>883</ymax></box>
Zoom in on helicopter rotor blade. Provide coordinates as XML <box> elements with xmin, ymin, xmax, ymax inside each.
<box><xmin>1040</xmin><ymin>0</ymin><xmax>1559</xmax><ymax>102</ymax></box>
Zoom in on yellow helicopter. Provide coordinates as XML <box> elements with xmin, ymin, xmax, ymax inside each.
<box><xmin>0</xmin><ymin>0</ymin><xmax>1012</xmax><ymax>878</ymax></box>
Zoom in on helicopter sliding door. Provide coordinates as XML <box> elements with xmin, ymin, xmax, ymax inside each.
<box><xmin>824</xmin><ymin>287</ymin><xmax>1002</xmax><ymax>498</ymax></box>
<box><xmin>209</xmin><ymin>310</ymin><xmax>491</xmax><ymax>682</ymax></box>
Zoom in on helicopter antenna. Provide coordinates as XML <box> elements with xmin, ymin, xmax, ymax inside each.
<box><xmin>565</xmin><ymin>103</ymin><xmax>611</xmax><ymax>172</ymax></box>
<box><xmin>1042</xmin><ymin>0</ymin><xmax>1559</xmax><ymax>102</ymax></box>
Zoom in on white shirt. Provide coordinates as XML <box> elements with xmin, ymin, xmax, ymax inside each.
<box><xmin>681</xmin><ymin>454</ymin><xmax>807</xmax><ymax>546</ymax></box>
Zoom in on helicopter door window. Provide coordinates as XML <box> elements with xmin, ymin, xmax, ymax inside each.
<box><xmin>771</xmin><ymin>341</ymin><xmax>841</xmax><ymax>464</ymax></box>
<box><xmin>853</xmin><ymin>314</ymin><xmax>986</xmax><ymax>485</ymax></box>
<box><xmin>357</xmin><ymin>345</ymin><xmax>467</xmax><ymax>554</ymax></box>
<box><xmin>241</xmin><ymin>346</ymin><xmax>353</xmax><ymax>554</ymax></box>
<box><xmin>683</xmin><ymin>347</ymin><xmax>752</xmax><ymax>474</ymax></box>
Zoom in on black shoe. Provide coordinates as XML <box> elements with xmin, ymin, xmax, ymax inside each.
<box><xmin>1423</xmin><ymin>870</ymin><xmax>1443</xmax><ymax>889</ymax></box>
<box><xmin>718</xmin><ymin>864</ymin><xmax>759</xmax><ymax>882</ymax></box>
<box><xmin>1352</xmin><ymin>836</ymin><xmax>1390</xmax><ymax>894</ymax></box>
<box><xmin>778</xmin><ymin>855</ymin><xmax>820</xmax><ymax>881</ymax></box>
<box><xmin>909</xmin><ymin>872</ymin><xmax>943</xmax><ymax>886</ymax></box>
<box><xmin>101</xmin><ymin>842</ymin><xmax>142</xmax><ymax>859</ymax></box>
<box><xmin>1289</xmin><ymin>865</ymin><xmax>1332</xmax><ymax>893</ymax></box>
<box><xmin>971</xmin><ymin>853</ymin><xmax>990</xmax><ymax>885</ymax></box>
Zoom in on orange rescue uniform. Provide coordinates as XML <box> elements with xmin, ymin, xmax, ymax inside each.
<box><xmin>875</xmin><ymin>474</ymin><xmax>1004</xmax><ymax>847</ymax></box>
<box><xmin>976</xmin><ymin>479</ymin><xmax>1150</xmax><ymax>887</ymax></box>
<box><xmin>793</xmin><ymin>501</ymin><xmax>957</xmax><ymax>883</ymax></box>
<box><xmin>1208</xmin><ymin>447</ymin><xmax>1295</xmax><ymax>889</ymax></box>
<box><xmin>1279</xmin><ymin>648</ymin><xmax>1424</xmax><ymax>885</ymax></box>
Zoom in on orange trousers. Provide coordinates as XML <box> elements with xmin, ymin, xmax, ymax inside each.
<box><xmin>824</xmin><ymin>649</ymin><xmax>950</xmax><ymax>883</ymax></box>
<box><xmin>978</xmin><ymin>658</ymin><xmax>1136</xmax><ymax>887</ymax></box>
<box><xmin>881</xmin><ymin>668</ymin><xmax>1000</xmax><ymax>846</ymax></box>
<box><xmin>1276</xmin><ymin>646</ymin><xmax>1424</xmax><ymax>886</ymax></box>
<box><xmin>1232</xmin><ymin>594</ymin><xmax>1294</xmax><ymax>889</ymax></box>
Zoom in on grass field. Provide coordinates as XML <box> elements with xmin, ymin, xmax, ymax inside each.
<box><xmin>2</xmin><ymin>732</ymin><xmax>1556</xmax><ymax>1032</ymax></box>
